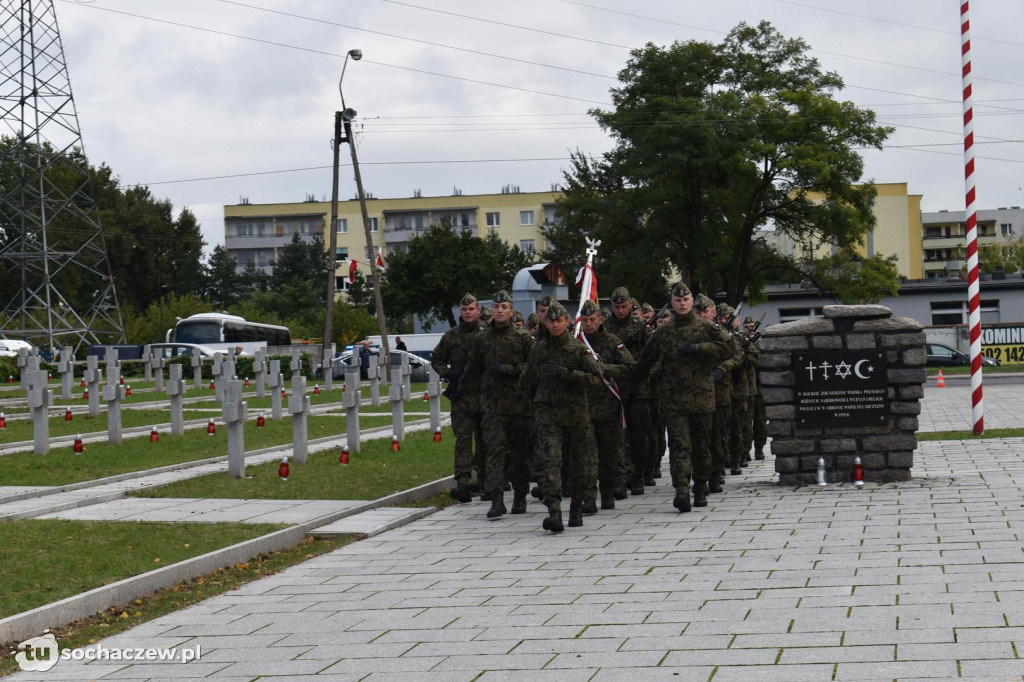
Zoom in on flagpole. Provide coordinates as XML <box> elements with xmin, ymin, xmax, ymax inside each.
<box><xmin>573</xmin><ymin>237</ymin><xmax>601</xmax><ymax>338</ymax></box>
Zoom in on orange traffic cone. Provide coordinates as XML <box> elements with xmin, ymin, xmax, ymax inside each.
<box><xmin>936</xmin><ymin>369</ymin><xmax>946</xmax><ymax>388</ymax></box>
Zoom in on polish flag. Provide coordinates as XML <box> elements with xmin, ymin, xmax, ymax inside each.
<box><xmin>574</xmin><ymin>263</ymin><xmax>598</xmax><ymax>302</ymax></box>
<box><xmin>375</xmin><ymin>248</ymin><xmax>386</xmax><ymax>271</ymax></box>
<box><xmin>348</xmin><ymin>259</ymin><xmax>358</xmax><ymax>283</ymax></box>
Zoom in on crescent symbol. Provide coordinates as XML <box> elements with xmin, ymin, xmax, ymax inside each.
<box><xmin>853</xmin><ymin>359</ymin><xmax>871</xmax><ymax>379</ymax></box>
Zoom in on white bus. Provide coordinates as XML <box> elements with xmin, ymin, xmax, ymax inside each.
<box><xmin>167</xmin><ymin>313</ymin><xmax>291</xmax><ymax>354</ymax></box>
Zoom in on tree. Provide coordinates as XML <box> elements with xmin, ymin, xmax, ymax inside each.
<box><xmin>121</xmin><ymin>292</ymin><xmax>212</xmax><ymax>343</ymax></box>
<box><xmin>382</xmin><ymin>226</ymin><xmax>519</xmax><ymax>329</ymax></box>
<box><xmin>204</xmin><ymin>245</ymin><xmax>243</xmax><ymax>310</ymax></box>
<box><xmin>804</xmin><ymin>250</ymin><xmax>900</xmax><ymax>304</ymax></box>
<box><xmin>331</xmin><ymin>299</ymin><xmax>380</xmax><ymax>347</ymax></box>
<box><xmin>549</xmin><ymin>22</ymin><xmax>894</xmax><ymax>304</ymax></box>
<box><xmin>979</xmin><ymin>237</ymin><xmax>1024</xmax><ymax>274</ymax></box>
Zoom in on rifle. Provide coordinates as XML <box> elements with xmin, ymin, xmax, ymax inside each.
<box><xmin>724</xmin><ymin>302</ymin><xmax>744</xmax><ymax>331</ymax></box>
<box><xmin>625</xmin><ymin>301</ymin><xmax>670</xmax><ymax>349</ymax></box>
<box><xmin>745</xmin><ymin>312</ymin><xmax>767</xmax><ymax>343</ymax></box>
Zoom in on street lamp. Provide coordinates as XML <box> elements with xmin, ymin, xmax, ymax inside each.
<box><xmin>323</xmin><ymin>48</ymin><xmax>391</xmax><ymax>381</ymax></box>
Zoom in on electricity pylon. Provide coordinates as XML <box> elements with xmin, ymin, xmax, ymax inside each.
<box><xmin>0</xmin><ymin>0</ymin><xmax>124</xmax><ymax>354</ymax></box>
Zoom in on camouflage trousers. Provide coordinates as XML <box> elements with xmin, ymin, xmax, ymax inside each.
<box><xmin>730</xmin><ymin>398</ymin><xmax>752</xmax><ymax>468</ymax></box>
<box><xmin>752</xmin><ymin>392</ymin><xmax>767</xmax><ymax>451</ymax></box>
<box><xmin>650</xmin><ymin>398</ymin><xmax>667</xmax><ymax>473</ymax></box>
<box><xmin>624</xmin><ymin>398</ymin><xmax>653</xmax><ymax>479</ymax></box>
<box><xmin>712</xmin><ymin>402</ymin><xmax>732</xmax><ymax>477</ymax></box>
<box><xmin>482</xmin><ymin>413</ymin><xmax>533</xmax><ymax>496</ymax></box>
<box><xmin>665</xmin><ymin>407</ymin><xmax>713</xmax><ymax>494</ymax></box>
<box><xmin>450</xmin><ymin>406</ymin><xmax>485</xmax><ymax>485</ymax></box>
<box><xmin>591</xmin><ymin>419</ymin><xmax>625</xmax><ymax>494</ymax></box>
<box><xmin>537</xmin><ymin>420</ymin><xmax>596</xmax><ymax>511</ymax></box>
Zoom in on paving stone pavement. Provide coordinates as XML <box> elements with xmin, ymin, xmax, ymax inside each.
<box><xmin>917</xmin><ymin>384</ymin><xmax>1024</xmax><ymax>432</ymax></box>
<box><xmin>7</xmin><ymin>385</ymin><xmax>1024</xmax><ymax>680</ymax></box>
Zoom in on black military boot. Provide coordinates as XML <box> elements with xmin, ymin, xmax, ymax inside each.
<box><xmin>644</xmin><ymin>470</ymin><xmax>656</xmax><ymax>486</ymax></box>
<box><xmin>510</xmin><ymin>493</ymin><xmax>527</xmax><ymax>514</ymax></box>
<box><xmin>693</xmin><ymin>481</ymin><xmax>708</xmax><ymax>508</ymax></box>
<box><xmin>613</xmin><ymin>483</ymin><xmax>628</xmax><ymax>500</ymax></box>
<box><xmin>600</xmin><ymin>492</ymin><xmax>615</xmax><ymax>510</ymax></box>
<box><xmin>581</xmin><ymin>496</ymin><xmax>598</xmax><ymax>514</ymax></box>
<box><xmin>486</xmin><ymin>493</ymin><xmax>506</xmax><ymax>518</ymax></box>
<box><xmin>629</xmin><ymin>473</ymin><xmax>644</xmax><ymax>496</ymax></box>
<box><xmin>673</xmin><ymin>491</ymin><xmax>691</xmax><ymax>513</ymax></box>
<box><xmin>755</xmin><ymin>447</ymin><xmax>765</xmax><ymax>460</ymax></box>
<box><xmin>542</xmin><ymin>510</ymin><xmax>564</xmax><ymax>533</ymax></box>
<box><xmin>449</xmin><ymin>483</ymin><xmax>472</xmax><ymax>503</ymax></box>
<box><xmin>531</xmin><ymin>485</ymin><xmax>543</xmax><ymax>500</ymax></box>
<box><xmin>708</xmin><ymin>475</ymin><xmax>723</xmax><ymax>494</ymax></box>
<box><xmin>479</xmin><ymin>489</ymin><xmax>493</xmax><ymax>502</ymax></box>
<box><xmin>568</xmin><ymin>504</ymin><xmax>583</xmax><ymax>527</ymax></box>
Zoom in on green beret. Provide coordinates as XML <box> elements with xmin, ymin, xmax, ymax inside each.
<box><xmin>671</xmin><ymin>282</ymin><xmax>692</xmax><ymax>298</ymax></box>
<box><xmin>580</xmin><ymin>299</ymin><xmax>601</xmax><ymax>316</ymax></box>
<box><xmin>493</xmin><ymin>290</ymin><xmax>513</xmax><ymax>304</ymax></box>
<box><xmin>526</xmin><ymin>313</ymin><xmax>539</xmax><ymax>326</ymax></box>
<box><xmin>716</xmin><ymin>303</ymin><xmax>734</xmax><ymax>317</ymax></box>
<box><xmin>538</xmin><ymin>295</ymin><xmax>553</xmax><ymax>308</ymax></box>
<box><xmin>545</xmin><ymin>300</ymin><xmax>568</xmax><ymax>321</ymax></box>
<box><xmin>610</xmin><ymin>286</ymin><xmax>631</xmax><ymax>304</ymax></box>
<box><xmin>693</xmin><ymin>294</ymin><xmax>713</xmax><ymax>311</ymax></box>
<box><xmin>460</xmin><ymin>293</ymin><xmax>477</xmax><ymax>306</ymax></box>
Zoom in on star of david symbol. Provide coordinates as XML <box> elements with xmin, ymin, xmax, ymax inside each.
<box><xmin>834</xmin><ymin>361</ymin><xmax>852</xmax><ymax>379</ymax></box>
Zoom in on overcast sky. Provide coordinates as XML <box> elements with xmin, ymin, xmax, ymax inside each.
<box><xmin>51</xmin><ymin>0</ymin><xmax>1024</xmax><ymax>253</ymax></box>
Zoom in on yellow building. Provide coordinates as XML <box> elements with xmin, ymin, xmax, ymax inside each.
<box><xmin>223</xmin><ymin>190</ymin><xmax>560</xmax><ymax>291</ymax></box>
<box><xmin>767</xmin><ymin>183</ymin><xmax>924</xmax><ymax>280</ymax></box>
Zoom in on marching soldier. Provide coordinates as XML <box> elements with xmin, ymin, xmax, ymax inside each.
<box><xmin>578</xmin><ymin>299</ymin><xmax>634</xmax><ymax>510</ymax></box>
<box><xmin>603</xmin><ymin>286</ymin><xmax>654</xmax><ymax>495</ymax></box>
<box><xmin>520</xmin><ymin>301</ymin><xmax>604</xmax><ymax>532</ymax></box>
<box><xmin>746</xmin><ymin>316</ymin><xmax>768</xmax><ymax>460</ymax></box>
<box><xmin>718</xmin><ymin>303</ymin><xmax>753</xmax><ymax>474</ymax></box>
<box><xmin>431</xmin><ymin>293</ymin><xmax>486</xmax><ymax>503</ymax></box>
<box><xmin>464</xmin><ymin>290</ymin><xmax>535</xmax><ymax>518</ymax></box>
<box><xmin>695</xmin><ymin>294</ymin><xmax>742</xmax><ymax>493</ymax></box>
<box><xmin>635</xmin><ymin>283</ymin><xmax>731</xmax><ymax>512</ymax></box>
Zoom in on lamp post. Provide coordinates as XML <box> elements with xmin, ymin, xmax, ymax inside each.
<box><xmin>324</xmin><ymin>49</ymin><xmax>391</xmax><ymax>380</ymax></box>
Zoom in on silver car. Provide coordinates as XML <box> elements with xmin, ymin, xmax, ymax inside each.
<box><xmin>331</xmin><ymin>348</ymin><xmax>430</xmax><ymax>382</ymax></box>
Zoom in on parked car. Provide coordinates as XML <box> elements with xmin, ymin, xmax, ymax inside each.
<box><xmin>147</xmin><ymin>343</ymin><xmax>220</xmax><ymax>359</ymax></box>
<box><xmin>330</xmin><ymin>348</ymin><xmax>430</xmax><ymax>382</ymax></box>
<box><xmin>926</xmin><ymin>342</ymin><xmax>1000</xmax><ymax>367</ymax></box>
<box><xmin>0</xmin><ymin>339</ymin><xmax>38</xmax><ymax>358</ymax></box>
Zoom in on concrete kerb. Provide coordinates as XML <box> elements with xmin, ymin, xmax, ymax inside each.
<box><xmin>0</xmin><ymin>417</ymin><xmax>448</xmax><ymax>520</ymax></box>
<box><xmin>0</xmin><ymin>474</ymin><xmax>454</xmax><ymax>644</ymax></box>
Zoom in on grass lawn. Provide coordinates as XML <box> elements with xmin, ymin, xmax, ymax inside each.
<box><xmin>0</xmin><ymin>408</ymin><xmax>224</xmax><ymax>442</ymax></box>
<box><xmin>918</xmin><ymin>427</ymin><xmax>1024</xmax><ymax>441</ymax></box>
<box><xmin>132</xmin><ymin>427</ymin><xmax>455</xmax><ymax>501</ymax></box>
<box><xmin>0</xmin><ymin>414</ymin><xmax>401</xmax><ymax>487</ymax></box>
<box><xmin>0</xmin><ymin>519</ymin><xmax>286</xmax><ymax>618</ymax></box>
<box><xmin>0</xmin><ymin>533</ymin><xmax>353</xmax><ymax>676</ymax></box>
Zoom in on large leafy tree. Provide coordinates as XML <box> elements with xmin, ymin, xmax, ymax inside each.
<box><xmin>548</xmin><ymin>21</ymin><xmax>893</xmax><ymax>304</ymax></box>
<box><xmin>383</xmin><ymin>226</ymin><xmax>533</xmax><ymax>328</ymax></box>
<box><xmin>204</xmin><ymin>245</ymin><xmax>243</xmax><ymax>310</ymax></box>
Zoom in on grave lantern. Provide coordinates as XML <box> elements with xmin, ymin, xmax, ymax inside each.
<box><xmin>391</xmin><ymin>434</ymin><xmax>400</xmax><ymax>452</ymax></box>
<box><xmin>207</xmin><ymin>418</ymin><xmax>216</xmax><ymax>435</ymax></box>
<box><xmin>340</xmin><ymin>447</ymin><xmax>349</xmax><ymax>465</ymax></box>
<box><xmin>433</xmin><ymin>427</ymin><xmax>442</xmax><ymax>443</ymax></box>
<box><xmin>64</xmin><ymin>407</ymin><xmax>73</xmax><ymax>422</ymax></box>
<box><xmin>73</xmin><ymin>434</ymin><xmax>83</xmax><ymax>453</ymax></box>
<box><xmin>150</xmin><ymin>426</ymin><xmax>159</xmax><ymax>443</ymax></box>
<box><xmin>278</xmin><ymin>456</ymin><xmax>289</xmax><ymax>480</ymax></box>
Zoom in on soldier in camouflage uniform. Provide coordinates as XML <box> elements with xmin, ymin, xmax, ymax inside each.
<box><xmin>520</xmin><ymin>301</ymin><xmax>604</xmax><ymax>532</ymax></box>
<box><xmin>746</xmin><ymin>316</ymin><xmax>768</xmax><ymax>460</ymax></box>
<box><xmin>695</xmin><ymin>294</ymin><xmax>742</xmax><ymax>493</ymax></box>
<box><xmin>512</xmin><ymin>310</ymin><xmax>525</xmax><ymax>329</ymax></box>
<box><xmin>635</xmin><ymin>283</ymin><xmax>732</xmax><ymax>512</ymax></box>
<box><xmin>431</xmin><ymin>293</ymin><xmax>487</xmax><ymax>503</ymax></box>
<box><xmin>526</xmin><ymin>313</ymin><xmax>540</xmax><ymax>336</ymax></box>
<box><xmin>718</xmin><ymin>304</ymin><xmax>752</xmax><ymax>474</ymax></box>
<box><xmin>603</xmin><ymin>286</ymin><xmax>654</xmax><ymax>496</ymax></box>
<box><xmin>578</xmin><ymin>299</ymin><xmax>634</xmax><ymax>510</ymax></box>
<box><xmin>464</xmin><ymin>290</ymin><xmax>535</xmax><ymax>518</ymax></box>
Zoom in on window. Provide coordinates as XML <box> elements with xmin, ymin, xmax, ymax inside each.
<box><xmin>336</xmin><ymin>218</ymin><xmax>348</xmax><ymax>234</ymax></box>
<box><xmin>235</xmin><ymin>224</ymin><xmax>253</xmax><ymax>237</ymax></box>
<box><xmin>1001</xmin><ymin>223</ymin><xmax>1014</xmax><ymax>237</ymax></box>
<box><xmin>520</xmin><ymin>239</ymin><xmax>535</xmax><ymax>253</ymax></box>
<box><xmin>520</xmin><ymin>210</ymin><xmax>534</xmax><ymax>226</ymax></box>
<box><xmin>981</xmin><ymin>299</ymin><xmax>1001</xmax><ymax>325</ymax></box>
<box><xmin>370</xmin><ymin>217</ymin><xmax>379</xmax><ymax>232</ymax></box>
<box><xmin>930</xmin><ymin>300</ymin><xmax>964</xmax><ymax>325</ymax></box>
<box><xmin>486</xmin><ymin>212</ymin><xmax>500</xmax><ymax>227</ymax></box>
<box><xmin>335</xmin><ymin>247</ymin><xmax>348</xmax><ymax>260</ymax></box>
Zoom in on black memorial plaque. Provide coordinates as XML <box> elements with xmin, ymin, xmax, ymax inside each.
<box><xmin>793</xmin><ymin>350</ymin><xmax>889</xmax><ymax>426</ymax></box>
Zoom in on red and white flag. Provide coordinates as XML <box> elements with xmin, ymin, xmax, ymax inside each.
<box><xmin>375</xmin><ymin>248</ymin><xmax>386</xmax><ymax>271</ymax></box>
<box><xmin>348</xmin><ymin>258</ymin><xmax>358</xmax><ymax>283</ymax></box>
<box><xmin>574</xmin><ymin>263</ymin><xmax>598</xmax><ymax>303</ymax></box>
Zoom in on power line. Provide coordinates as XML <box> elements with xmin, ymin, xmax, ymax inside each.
<box><xmin>218</xmin><ymin>0</ymin><xmax>616</xmax><ymax>80</ymax></box>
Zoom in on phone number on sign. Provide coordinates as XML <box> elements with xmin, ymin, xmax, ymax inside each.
<box><xmin>982</xmin><ymin>345</ymin><xmax>1024</xmax><ymax>363</ymax></box>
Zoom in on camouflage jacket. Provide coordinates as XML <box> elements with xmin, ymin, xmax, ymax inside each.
<box><xmin>519</xmin><ymin>330</ymin><xmax>603</xmax><ymax>424</ymax></box>
<box><xmin>635</xmin><ymin>311</ymin><xmax>732</xmax><ymax>414</ymax></box>
<box><xmin>430</xmin><ymin>318</ymin><xmax>484</xmax><ymax>412</ymax></box>
<box><xmin>578</xmin><ymin>327</ymin><xmax>634</xmax><ymax>422</ymax></box>
<box><xmin>464</xmin><ymin>320</ymin><xmax>534</xmax><ymax>416</ymax></box>
<box><xmin>714</xmin><ymin>329</ymin><xmax>745</xmax><ymax>406</ymax></box>
<box><xmin>602</xmin><ymin>313</ymin><xmax>651</xmax><ymax>398</ymax></box>
<box><xmin>730</xmin><ymin>331</ymin><xmax>753</xmax><ymax>399</ymax></box>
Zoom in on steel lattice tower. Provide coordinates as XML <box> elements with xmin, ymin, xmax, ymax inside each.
<box><xmin>0</xmin><ymin>0</ymin><xmax>123</xmax><ymax>354</ymax></box>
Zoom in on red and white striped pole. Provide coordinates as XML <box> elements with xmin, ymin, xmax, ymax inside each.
<box><xmin>961</xmin><ymin>1</ymin><xmax>984</xmax><ymax>435</ymax></box>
